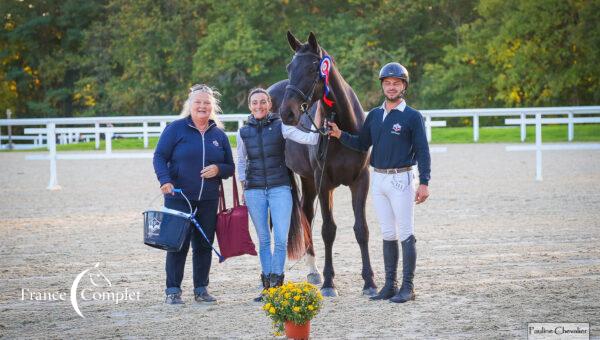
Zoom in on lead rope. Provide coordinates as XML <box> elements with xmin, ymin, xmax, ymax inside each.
<box><xmin>173</xmin><ymin>188</ymin><xmax>225</xmax><ymax>263</ymax></box>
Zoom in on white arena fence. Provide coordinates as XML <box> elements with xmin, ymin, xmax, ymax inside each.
<box><xmin>0</xmin><ymin>106</ymin><xmax>598</xmax><ymax>188</ymax></box>
<box><xmin>504</xmin><ymin>115</ymin><xmax>600</xmax><ymax>181</ymax></box>
<box><xmin>0</xmin><ymin>113</ymin><xmax>447</xmax><ymax>151</ymax></box>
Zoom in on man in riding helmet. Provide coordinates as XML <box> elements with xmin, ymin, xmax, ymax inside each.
<box><xmin>328</xmin><ymin>62</ymin><xmax>431</xmax><ymax>303</ymax></box>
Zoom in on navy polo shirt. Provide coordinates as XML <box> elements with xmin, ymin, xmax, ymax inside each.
<box><xmin>339</xmin><ymin>101</ymin><xmax>431</xmax><ymax>185</ymax></box>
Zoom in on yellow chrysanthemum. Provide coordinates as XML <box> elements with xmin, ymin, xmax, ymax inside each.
<box><xmin>293</xmin><ymin>295</ymin><xmax>301</xmax><ymax>301</ymax></box>
<box><xmin>269</xmin><ymin>307</ymin><xmax>276</xmax><ymax>314</ymax></box>
<box><xmin>308</xmin><ymin>305</ymin><xmax>314</xmax><ymax>311</ymax></box>
<box><xmin>293</xmin><ymin>307</ymin><xmax>301</xmax><ymax>312</ymax></box>
<box><xmin>263</xmin><ymin>303</ymin><xmax>271</xmax><ymax>310</ymax></box>
<box><xmin>282</xmin><ymin>300</ymin><xmax>289</xmax><ymax>307</ymax></box>
<box><xmin>284</xmin><ymin>293</ymin><xmax>291</xmax><ymax>299</ymax></box>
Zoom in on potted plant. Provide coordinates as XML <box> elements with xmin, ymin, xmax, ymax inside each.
<box><xmin>262</xmin><ymin>281</ymin><xmax>323</xmax><ymax>339</ymax></box>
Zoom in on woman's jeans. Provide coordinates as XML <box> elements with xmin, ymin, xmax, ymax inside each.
<box><xmin>164</xmin><ymin>197</ymin><xmax>218</xmax><ymax>296</ymax></box>
<box><xmin>244</xmin><ymin>186</ymin><xmax>293</xmax><ymax>275</ymax></box>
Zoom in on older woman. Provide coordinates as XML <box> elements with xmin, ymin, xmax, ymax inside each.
<box><xmin>236</xmin><ymin>88</ymin><xmax>319</xmax><ymax>301</ymax></box>
<box><xmin>153</xmin><ymin>84</ymin><xmax>234</xmax><ymax>304</ymax></box>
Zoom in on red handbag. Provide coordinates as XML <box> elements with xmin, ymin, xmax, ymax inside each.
<box><xmin>216</xmin><ymin>174</ymin><xmax>257</xmax><ymax>260</ymax></box>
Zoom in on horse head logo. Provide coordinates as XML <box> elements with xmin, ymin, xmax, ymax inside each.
<box><xmin>70</xmin><ymin>263</ymin><xmax>111</xmax><ymax>318</ymax></box>
<box><xmin>148</xmin><ymin>216</ymin><xmax>161</xmax><ymax>237</ymax></box>
<box><xmin>88</xmin><ymin>263</ymin><xmax>111</xmax><ymax>288</ymax></box>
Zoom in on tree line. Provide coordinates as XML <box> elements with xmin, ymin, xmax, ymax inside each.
<box><xmin>1</xmin><ymin>0</ymin><xmax>598</xmax><ymax>120</ymax></box>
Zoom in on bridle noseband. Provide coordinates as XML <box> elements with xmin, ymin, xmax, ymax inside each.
<box><xmin>284</xmin><ymin>51</ymin><xmax>322</xmax><ymax>111</ymax></box>
<box><xmin>284</xmin><ymin>51</ymin><xmax>332</xmax><ymax>136</ymax></box>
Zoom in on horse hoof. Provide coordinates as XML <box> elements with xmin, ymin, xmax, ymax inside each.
<box><xmin>362</xmin><ymin>287</ymin><xmax>377</xmax><ymax>296</ymax></box>
<box><xmin>321</xmin><ymin>287</ymin><xmax>338</xmax><ymax>297</ymax></box>
<box><xmin>307</xmin><ymin>273</ymin><xmax>322</xmax><ymax>285</ymax></box>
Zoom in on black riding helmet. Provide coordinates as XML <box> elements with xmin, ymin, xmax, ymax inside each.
<box><xmin>379</xmin><ymin>62</ymin><xmax>409</xmax><ymax>88</ymax></box>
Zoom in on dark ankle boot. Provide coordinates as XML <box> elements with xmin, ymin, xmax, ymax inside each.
<box><xmin>391</xmin><ymin>235</ymin><xmax>416</xmax><ymax>303</ymax></box>
<box><xmin>269</xmin><ymin>273</ymin><xmax>284</xmax><ymax>287</ymax></box>
<box><xmin>253</xmin><ymin>273</ymin><xmax>270</xmax><ymax>302</ymax></box>
<box><xmin>370</xmin><ymin>240</ymin><xmax>399</xmax><ymax>300</ymax></box>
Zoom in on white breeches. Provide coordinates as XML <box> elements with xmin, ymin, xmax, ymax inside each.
<box><xmin>370</xmin><ymin>170</ymin><xmax>416</xmax><ymax>242</ymax></box>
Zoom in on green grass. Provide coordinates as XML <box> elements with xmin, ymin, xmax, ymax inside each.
<box><xmin>1</xmin><ymin>135</ymin><xmax>238</xmax><ymax>152</ymax></box>
<box><xmin>431</xmin><ymin>124</ymin><xmax>600</xmax><ymax>143</ymax></box>
<box><xmin>2</xmin><ymin>125</ymin><xmax>598</xmax><ymax>152</ymax></box>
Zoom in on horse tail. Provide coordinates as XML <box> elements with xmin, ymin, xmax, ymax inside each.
<box><xmin>287</xmin><ymin>169</ymin><xmax>312</xmax><ymax>260</ymax></box>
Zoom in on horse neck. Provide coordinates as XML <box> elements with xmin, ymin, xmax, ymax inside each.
<box><xmin>326</xmin><ymin>66</ymin><xmax>361</xmax><ymax>133</ymax></box>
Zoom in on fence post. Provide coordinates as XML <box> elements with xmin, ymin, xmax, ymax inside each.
<box><xmin>105</xmin><ymin>129</ymin><xmax>113</xmax><ymax>154</ymax></box>
<box><xmin>473</xmin><ymin>114</ymin><xmax>479</xmax><ymax>142</ymax></box>
<box><xmin>47</xmin><ymin>123</ymin><xmax>61</xmax><ymax>190</ymax></box>
<box><xmin>520</xmin><ymin>113</ymin><xmax>526</xmax><ymax>142</ymax></box>
<box><xmin>568</xmin><ymin>112</ymin><xmax>574</xmax><ymax>142</ymax></box>
<box><xmin>95</xmin><ymin>122</ymin><xmax>100</xmax><ymax>149</ymax></box>
<box><xmin>535</xmin><ymin>113</ymin><xmax>542</xmax><ymax>181</ymax></box>
<box><xmin>143</xmin><ymin>121</ymin><xmax>149</xmax><ymax>148</ymax></box>
<box><xmin>160</xmin><ymin>121</ymin><xmax>166</xmax><ymax>131</ymax></box>
<box><xmin>425</xmin><ymin>115</ymin><xmax>432</xmax><ymax>142</ymax></box>
<box><xmin>6</xmin><ymin>109</ymin><xmax>14</xmax><ymax>150</ymax></box>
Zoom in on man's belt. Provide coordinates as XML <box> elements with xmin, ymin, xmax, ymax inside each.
<box><xmin>373</xmin><ymin>166</ymin><xmax>412</xmax><ymax>174</ymax></box>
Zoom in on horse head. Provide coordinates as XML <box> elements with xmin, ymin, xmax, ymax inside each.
<box><xmin>279</xmin><ymin>31</ymin><xmax>328</xmax><ymax>125</ymax></box>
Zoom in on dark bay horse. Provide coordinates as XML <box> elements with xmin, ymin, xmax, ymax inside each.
<box><xmin>268</xmin><ymin>31</ymin><xmax>377</xmax><ymax>297</ymax></box>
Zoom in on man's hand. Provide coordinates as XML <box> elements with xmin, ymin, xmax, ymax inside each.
<box><xmin>415</xmin><ymin>184</ymin><xmax>429</xmax><ymax>204</ymax></box>
<box><xmin>160</xmin><ymin>183</ymin><xmax>175</xmax><ymax>195</ymax></box>
<box><xmin>328</xmin><ymin>122</ymin><xmax>341</xmax><ymax>139</ymax></box>
<box><xmin>200</xmin><ymin>164</ymin><xmax>220</xmax><ymax>178</ymax></box>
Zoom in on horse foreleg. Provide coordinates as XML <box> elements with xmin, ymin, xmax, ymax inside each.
<box><xmin>350</xmin><ymin>170</ymin><xmax>377</xmax><ymax>295</ymax></box>
<box><xmin>319</xmin><ymin>188</ymin><xmax>338</xmax><ymax>297</ymax></box>
<box><xmin>301</xmin><ymin>176</ymin><xmax>321</xmax><ymax>284</ymax></box>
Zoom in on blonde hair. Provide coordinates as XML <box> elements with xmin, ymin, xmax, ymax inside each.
<box><xmin>180</xmin><ymin>84</ymin><xmax>224</xmax><ymax>128</ymax></box>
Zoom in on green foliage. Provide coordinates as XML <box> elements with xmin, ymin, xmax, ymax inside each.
<box><xmin>1</xmin><ymin>0</ymin><xmax>598</xmax><ymax>119</ymax></box>
<box><xmin>1</xmin><ymin>0</ymin><xmax>106</xmax><ymax>117</ymax></box>
<box><xmin>423</xmin><ymin>0</ymin><xmax>600</xmax><ymax>108</ymax></box>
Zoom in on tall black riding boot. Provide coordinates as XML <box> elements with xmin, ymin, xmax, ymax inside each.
<box><xmin>253</xmin><ymin>273</ymin><xmax>270</xmax><ymax>302</ymax></box>
<box><xmin>390</xmin><ymin>235</ymin><xmax>416</xmax><ymax>303</ymax></box>
<box><xmin>370</xmin><ymin>240</ymin><xmax>399</xmax><ymax>300</ymax></box>
<box><xmin>269</xmin><ymin>273</ymin><xmax>285</xmax><ymax>288</ymax></box>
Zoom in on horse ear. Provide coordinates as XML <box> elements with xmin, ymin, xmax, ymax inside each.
<box><xmin>307</xmin><ymin>32</ymin><xmax>319</xmax><ymax>52</ymax></box>
<box><xmin>287</xmin><ymin>31</ymin><xmax>302</xmax><ymax>51</ymax></box>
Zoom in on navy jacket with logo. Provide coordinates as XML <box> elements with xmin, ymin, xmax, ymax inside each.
<box><xmin>339</xmin><ymin>104</ymin><xmax>431</xmax><ymax>185</ymax></box>
<box><xmin>153</xmin><ymin>116</ymin><xmax>234</xmax><ymax>201</ymax></box>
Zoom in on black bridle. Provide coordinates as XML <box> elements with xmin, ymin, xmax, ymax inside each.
<box><xmin>284</xmin><ymin>51</ymin><xmax>330</xmax><ymax>136</ymax></box>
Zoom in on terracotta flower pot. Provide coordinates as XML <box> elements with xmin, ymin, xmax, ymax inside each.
<box><xmin>284</xmin><ymin>320</ymin><xmax>310</xmax><ymax>340</ymax></box>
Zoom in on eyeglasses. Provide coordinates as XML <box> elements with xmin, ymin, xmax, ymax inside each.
<box><xmin>189</xmin><ymin>84</ymin><xmax>213</xmax><ymax>95</ymax></box>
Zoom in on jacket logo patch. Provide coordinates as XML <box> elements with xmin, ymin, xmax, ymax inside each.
<box><xmin>212</xmin><ymin>140</ymin><xmax>220</xmax><ymax>147</ymax></box>
<box><xmin>391</xmin><ymin>123</ymin><xmax>402</xmax><ymax>135</ymax></box>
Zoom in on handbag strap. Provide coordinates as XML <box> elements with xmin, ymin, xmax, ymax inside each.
<box><xmin>219</xmin><ymin>173</ymin><xmax>241</xmax><ymax>213</ymax></box>
<box><xmin>231</xmin><ymin>173</ymin><xmax>240</xmax><ymax>207</ymax></box>
<box><xmin>218</xmin><ymin>180</ymin><xmax>226</xmax><ymax>213</ymax></box>
<box><xmin>219</xmin><ymin>173</ymin><xmax>240</xmax><ymax>212</ymax></box>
